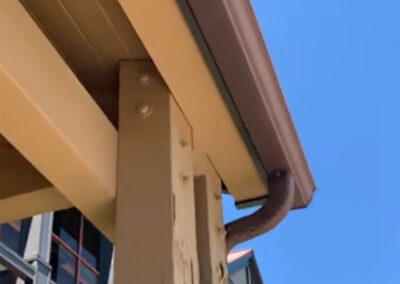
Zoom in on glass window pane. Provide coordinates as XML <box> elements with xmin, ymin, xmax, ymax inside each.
<box><xmin>0</xmin><ymin>221</ymin><xmax>22</xmax><ymax>252</ymax></box>
<box><xmin>53</xmin><ymin>208</ymin><xmax>80</xmax><ymax>251</ymax></box>
<box><xmin>230</xmin><ymin>268</ymin><xmax>248</xmax><ymax>284</ymax></box>
<box><xmin>50</xmin><ymin>241</ymin><xmax>77</xmax><ymax>284</ymax></box>
<box><xmin>82</xmin><ymin>219</ymin><xmax>100</xmax><ymax>268</ymax></box>
<box><xmin>79</xmin><ymin>264</ymin><xmax>98</xmax><ymax>284</ymax></box>
<box><xmin>246</xmin><ymin>267</ymin><xmax>253</xmax><ymax>284</ymax></box>
<box><xmin>51</xmin><ymin>209</ymin><xmax>112</xmax><ymax>284</ymax></box>
<box><xmin>0</xmin><ymin>218</ymin><xmax>31</xmax><ymax>256</ymax></box>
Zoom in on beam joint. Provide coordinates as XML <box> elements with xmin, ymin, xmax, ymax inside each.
<box><xmin>115</xmin><ymin>61</ymin><xmax>199</xmax><ymax>283</ymax></box>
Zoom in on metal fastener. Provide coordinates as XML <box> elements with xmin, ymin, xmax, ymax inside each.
<box><xmin>180</xmin><ymin>174</ymin><xmax>189</xmax><ymax>183</ymax></box>
<box><xmin>214</xmin><ymin>193</ymin><xmax>222</xmax><ymax>200</ymax></box>
<box><xmin>216</xmin><ymin>226</ymin><xmax>225</xmax><ymax>235</ymax></box>
<box><xmin>136</xmin><ymin>103</ymin><xmax>152</xmax><ymax>118</ymax></box>
<box><xmin>180</xmin><ymin>140</ymin><xmax>189</xmax><ymax>148</ymax></box>
<box><xmin>139</xmin><ymin>74</ymin><xmax>151</xmax><ymax>86</ymax></box>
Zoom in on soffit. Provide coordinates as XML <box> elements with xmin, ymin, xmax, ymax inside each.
<box><xmin>21</xmin><ymin>0</ymin><xmax>150</xmax><ymax>125</ymax></box>
<box><xmin>16</xmin><ymin>0</ymin><xmax>271</xmax><ymax>207</ymax></box>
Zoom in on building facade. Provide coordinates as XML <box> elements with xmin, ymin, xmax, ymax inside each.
<box><xmin>0</xmin><ymin>209</ymin><xmax>113</xmax><ymax>283</ymax></box>
<box><xmin>0</xmin><ymin>210</ymin><xmax>263</xmax><ymax>284</ymax></box>
<box><xmin>227</xmin><ymin>249</ymin><xmax>263</xmax><ymax>284</ymax></box>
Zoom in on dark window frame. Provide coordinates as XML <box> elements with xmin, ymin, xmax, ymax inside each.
<box><xmin>51</xmin><ymin>209</ymin><xmax>112</xmax><ymax>284</ymax></box>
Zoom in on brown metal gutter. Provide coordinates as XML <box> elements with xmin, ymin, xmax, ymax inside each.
<box><xmin>225</xmin><ymin>172</ymin><xmax>295</xmax><ymax>252</ymax></box>
<box><xmin>184</xmin><ymin>0</ymin><xmax>316</xmax><ymax>208</ymax></box>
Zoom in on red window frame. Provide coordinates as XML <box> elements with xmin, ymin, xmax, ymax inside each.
<box><xmin>51</xmin><ymin>213</ymin><xmax>100</xmax><ymax>284</ymax></box>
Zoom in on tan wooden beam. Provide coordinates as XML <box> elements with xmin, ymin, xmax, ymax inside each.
<box><xmin>0</xmin><ymin>135</ymin><xmax>51</xmax><ymax>199</ymax></box>
<box><xmin>194</xmin><ymin>153</ymin><xmax>227</xmax><ymax>284</ymax></box>
<box><xmin>0</xmin><ymin>187</ymin><xmax>70</xmax><ymax>224</ymax></box>
<box><xmin>0</xmin><ymin>135</ymin><xmax>70</xmax><ymax>223</ymax></box>
<box><xmin>118</xmin><ymin>0</ymin><xmax>268</xmax><ymax>203</ymax></box>
<box><xmin>116</xmin><ymin>61</ymin><xmax>199</xmax><ymax>283</ymax></box>
<box><xmin>0</xmin><ymin>1</ymin><xmax>117</xmax><ymax>239</ymax></box>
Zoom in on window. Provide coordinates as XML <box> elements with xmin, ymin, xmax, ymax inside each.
<box><xmin>0</xmin><ymin>218</ymin><xmax>32</xmax><ymax>284</ymax></box>
<box><xmin>50</xmin><ymin>209</ymin><xmax>112</xmax><ymax>284</ymax></box>
<box><xmin>0</xmin><ymin>218</ymin><xmax>31</xmax><ymax>256</ymax></box>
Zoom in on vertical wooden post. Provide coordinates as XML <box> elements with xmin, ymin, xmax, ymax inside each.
<box><xmin>116</xmin><ymin>61</ymin><xmax>199</xmax><ymax>283</ymax></box>
<box><xmin>194</xmin><ymin>154</ymin><xmax>227</xmax><ymax>284</ymax></box>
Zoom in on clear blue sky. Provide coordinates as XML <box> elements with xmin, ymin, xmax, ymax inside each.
<box><xmin>223</xmin><ymin>0</ymin><xmax>400</xmax><ymax>283</ymax></box>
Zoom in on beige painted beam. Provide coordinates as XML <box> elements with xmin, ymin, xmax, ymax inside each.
<box><xmin>194</xmin><ymin>153</ymin><xmax>227</xmax><ymax>284</ymax></box>
<box><xmin>116</xmin><ymin>61</ymin><xmax>199</xmax><ymax>283</ymax></box>
<box><xmin>0</xmin><ymin>135</ymin><xmax>51</xmax><ymax>199</ymax></box>
<box><xmin>0</xmin><ymin>135</ymin><xmax>70</xmax><ymax>223</ymax></box>
<box><xmin>0</xmin><ymin>187</ymin><xmax>70</xmax><ymax>224</ymax></box>
<box><xmin>118</xmin><ymin>0</ymin><xmax>268</xmax><ymax>202</ymax></box>
<box><xmin>0</xmin><ymin>1</ymin><xmax>117</xmax><ymax>239</ymax></box>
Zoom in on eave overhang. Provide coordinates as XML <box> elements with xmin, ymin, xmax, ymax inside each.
<box><xmin>0</xmin><ymin>0</ymin><xmax>315</xmax><ymax>236</ymax></box>
<box><xmin>183</xmin><ymin>0</ymin><xmax>316</xmax><ymax>208</ymax></box>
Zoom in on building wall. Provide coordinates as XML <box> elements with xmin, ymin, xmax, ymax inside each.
<box><xmin>1</xmin><ymin>210</ymin><xmax>262</xmax><ymax>284</ymax></box>
<box><xmin>0</xmin><ymin>210</ymin><xmax>114</xmax><ymax>284</ymax></box>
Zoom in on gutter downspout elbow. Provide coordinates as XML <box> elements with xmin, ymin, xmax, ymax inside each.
<box><xmin>225</xmin><ymin>172</ymin><xmax>296</xmax><ymax>253</ymax></box>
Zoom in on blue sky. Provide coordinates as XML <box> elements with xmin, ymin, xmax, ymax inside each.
<box><xmin>223</xmin><ymin>0</ymin><xmax>400</xmax><ymax>283</ymax></box>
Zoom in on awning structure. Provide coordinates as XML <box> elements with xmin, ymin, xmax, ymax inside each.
<box><xmin>0</xmin><ymin>0</ymin><xmax>314</xmax><ymax>236</ymax></box>
<box><xmin>0</xmin><ymin>0</ymin><xmax>315</xmax><ymax>283</ymax></box>
<box><xmin>0</xmin><ymin>1</ymin><xmax>315</xmax><ymax>281</ymax></box>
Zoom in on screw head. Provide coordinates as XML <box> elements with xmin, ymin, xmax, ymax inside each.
<box><xmin>216</xmin><ymin>226</ymin><xmax>225</xmax><ymax>235</ymax></box>
<box><xmin>179</xmin><ymin>140</ymin><xmax>189</xmax><ymax>148</ymax></box>
<box><xmin>139</xmin><ymin>74</ymin><xmax>151</xmax><ymax>86</ymax></box>
<box><xmin>136</xmin><ymin>103</ymin><xmax>152</xmax><ymax>118</ymax></box>
<box><xmin>180</xmin><ymin>174</ymin><xmax>189</xmax><ymax>183</ymax></box>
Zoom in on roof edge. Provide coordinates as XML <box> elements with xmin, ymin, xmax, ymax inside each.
<box><xmin>185</xmin><ymin>0</ymin><xmax>316</xmax><ymax>207</ymax></box>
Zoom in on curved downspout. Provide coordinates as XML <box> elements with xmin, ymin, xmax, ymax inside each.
<box><xmin>225</xmin><ymin>172</ymin><xmax>296</xmax><ymax>253</ymax></box>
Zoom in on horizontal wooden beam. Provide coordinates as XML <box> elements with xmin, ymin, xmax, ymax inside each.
<box><xmin>0</xmin><ymin>187</ymin><xmax>71</xmax><ymax>224</ymax></box>
<box><xmin>0</xmin><ymin>135</ymin><xmax>70</xmax><ymax>223</ymax></box>
<box><xmin>0</xmin><ymin>1</ymin><xmax>117</xmax><ymax>239</ymax></box>
<box><xmin>118</xmin><ymin>0</ymin><xmax>268</xmax><ymax>202</ymax></box>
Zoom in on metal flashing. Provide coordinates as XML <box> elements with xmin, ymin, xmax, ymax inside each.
<box><xmin>184</xmin><ymin>0</ymin><xmax>316</xmax><ymax>207</ymax></box>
